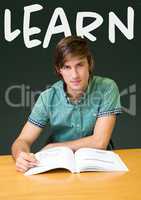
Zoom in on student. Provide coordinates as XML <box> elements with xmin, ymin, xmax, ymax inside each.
<box><xmin>11</xmin><ymin>36</ymin><xmax>122</xmax><ymax>172</ymax></box>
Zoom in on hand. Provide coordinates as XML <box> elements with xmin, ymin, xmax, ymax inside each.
<box><xmin>15</xmin><ymin>152</ymin><xmax>39</xmax><ymax>173</ymax></box>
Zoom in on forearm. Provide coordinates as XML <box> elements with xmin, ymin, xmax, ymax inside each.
<box><xmin>11</xmin><ymin>139</ymin><xmax>31</xmax><ymax>160</ymax></box>
<box><xmin>44</xmin><ymin>135</ymin><xmax>106</xmax><ymax>152</ymax></box>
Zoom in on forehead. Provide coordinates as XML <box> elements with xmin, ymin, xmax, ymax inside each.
<box><xmin>63</xmin><ymin>54</ymin><xmax>87</xmax><ymax>64</ymax></box>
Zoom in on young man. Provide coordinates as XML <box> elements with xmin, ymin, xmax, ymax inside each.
<box><xmin>11</xmin><ymin>36</ymin><xmax>122</xmax><ymax>173</ymax></box>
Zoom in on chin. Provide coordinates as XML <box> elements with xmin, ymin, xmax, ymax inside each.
<box><xmin>72</xmin><ymin>86</ymin><xmax>83</xmax><ymax>91</ymax></box>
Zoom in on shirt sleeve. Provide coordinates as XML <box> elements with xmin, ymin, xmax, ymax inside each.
<box><xmin>97</xmin><ymin>79</ymin><xmax>122</xmax><ymax>117</ymax></box>
<box><xmin>28</xmin><ymin>93</ymin><xmax>49</xmax><ymax>128</ymax></box>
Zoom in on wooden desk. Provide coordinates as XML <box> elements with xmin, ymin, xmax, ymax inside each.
<box><xmin>0</xmin><ymin>149</ymin><xmax>141</xmax><ymax>200</ymax></box>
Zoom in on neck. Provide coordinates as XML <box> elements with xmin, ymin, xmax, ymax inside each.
<box><xmin>63</xmin><ymin>78</ymin><xmax>91</xmax><ymax>101</ymax></box>
<box><xmin>67</xmin><ymin>90</ymin><xmax>84</xmax><ymax>101</ymax></box>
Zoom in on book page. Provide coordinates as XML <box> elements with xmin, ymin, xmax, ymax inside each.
<box><xmin>75</xmin><ymin>148</ymin><xmax>128</xmax><ymax>172</ymax></box>
<box><xmin>24</xmin><ymin>146</ymin><xmax>75</xmax><ymax>176</ymax></box>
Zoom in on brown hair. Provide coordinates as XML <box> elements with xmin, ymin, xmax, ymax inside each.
<box><xmin>54</xmin><ymin>36</ymin><xmax>94</xmax><ymax>78</ymax></box>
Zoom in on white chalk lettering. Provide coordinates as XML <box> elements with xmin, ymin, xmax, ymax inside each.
<box><xmin>76</xmin><ymin>12</ymin><xmax>103</xmax><ymax>41</ymax></box>
<box><xmin>4</xmin><ymin>9</ymin><xmax>21</xmax><ymax>41</ymax></box>
<box><xmin>109</xmin><ymin>7</ymin><xmax>134</xmax><ymax>43</ymax></box>
<box><xmin>43</xmin><ymin>7</ymin><xmax>71</xmax><ymax>48</ymax></box>
<box><xmin>3</xmin><ymin>5</ymin><xmax>135</xmax><ymax>48</ymax></box>
<box><xmin>24</xmin><ymin>4</ymin><xmax>43</xmax><ymax>48</ymax></box>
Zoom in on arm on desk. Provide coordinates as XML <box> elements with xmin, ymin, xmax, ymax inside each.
<box><xmin>11</xmin><ymin>121</ymin><xmax>42</xmax><ymax>172</ymax></box>
<box><xmin>43</xmin><ymin>115</ymin><xmax>116</xmax><ymax>152</ymax></box>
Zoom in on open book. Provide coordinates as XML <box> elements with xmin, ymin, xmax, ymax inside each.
<box><xmin>24</xmin><ymin>146</ymin><xmax>128</xmax><ymax>176</ymax></box>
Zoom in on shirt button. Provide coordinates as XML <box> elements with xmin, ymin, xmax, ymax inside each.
<box><xmin>71</xmin><ymin>123</ymin><xmax>74</xmax><ymax>127</ymax></box>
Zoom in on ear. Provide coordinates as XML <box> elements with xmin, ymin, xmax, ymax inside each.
<box><xmin>55</xmin><ymin>66</ymin><xmax>60</xmax><ymax>74</ymax></box>
<box><xmin>55</xmin><ymin>66</ymin><xmax>63</xmax><ymax>79</ymax></box>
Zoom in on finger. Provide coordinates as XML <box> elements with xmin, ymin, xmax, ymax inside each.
<box><xmin>16</xmin><ymin>156</ymin><xmax>29</xmax><ymax>168</ymax></box>
<box><xmin>16</xmin><ymin>166</ymin><xmax>26</xmax><ymax>173</ymax></box>
<box><xmin>29</xmin><ymin>153</ymin><xmax>39</xmax><ymax>163</ymax></box>
<box><xmin>19</xmin><ymin>152</ymin><xmax>38</xmax><ymax>163</ymax></box>
<box><xmin>28</xmin><ymin>162</ymin><xmax>38</xmax><ymax>168</ymax></box>
<box><xmin>28</xmin><ymin>153</ymin><xmax>39</xmax><ymax>165</ymax></box>
<box><xmin>16</xmin><ymin>156</ymin><xmax>36</xmax><ymax>170</ymax></box>
<box><xmin>17</xmin><ymin>155</ymin><xmax>39</xmax><ymax>170</ymax></box>
<box><xmin>16</xmin><ymin>163</ymin><xmax>28</xmax><ymax>172</ymax></box>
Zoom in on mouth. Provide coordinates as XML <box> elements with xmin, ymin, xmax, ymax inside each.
<box><xmin>71</xmin><ymin>80</ymin><xmax>81</xmax><ymax>85</ymax></box>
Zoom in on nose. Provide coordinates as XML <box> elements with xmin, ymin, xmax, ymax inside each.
<box><xmin>71</xmin><ymin>68</ymin><xmax>79</xmax><ymax>79</ymax></box>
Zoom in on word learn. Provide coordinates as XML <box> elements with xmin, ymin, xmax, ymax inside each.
<box><xmin>4</xmin><ymin>5</ymin><xmax>134</xmax><ymax>48</ymax></box>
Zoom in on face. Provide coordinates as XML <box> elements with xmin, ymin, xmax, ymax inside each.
<box><xmin>59</xmin><ymin>55</ymin><xmax>90</xmax><ymax>97</ymax></box>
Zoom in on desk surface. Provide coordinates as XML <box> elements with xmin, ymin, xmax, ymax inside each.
<box><xmin>0</xmin><ymin>149</ymin><xmax>141</xmax><ymax>200</ymax></box>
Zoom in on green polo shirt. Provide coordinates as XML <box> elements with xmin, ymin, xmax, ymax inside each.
<box><xmin>28</xmin><ymin>75</ymin><xmax>122</xmax><ymax>142</ymax></box>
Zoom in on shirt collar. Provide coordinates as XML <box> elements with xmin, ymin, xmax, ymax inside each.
<box><xmin>61</xmin><ymin>76</ymin><xmax>93</xmax><ymax>105</ymax></box>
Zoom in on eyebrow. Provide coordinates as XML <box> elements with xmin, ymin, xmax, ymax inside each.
<box><xmin>65</xmin><ymin>60</ymin><xmax>86</xmax><ymax>65</ymax></box>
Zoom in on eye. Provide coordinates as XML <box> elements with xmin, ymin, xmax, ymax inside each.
<box><xmin>77</xmin><ymin>62</ymin><xmax>84</xmax><ymax>67</ymax></box>
<box><xmin>62</xmin><ymin>65</ymin><xmax>70</xmax><ymax>70</ymax></box>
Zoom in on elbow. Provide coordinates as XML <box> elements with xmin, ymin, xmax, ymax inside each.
<box><xmin>96</xmin><ymin>142</ymin><xmax>107</xmax><ymax>150</ymax></box>
<box><xmin>91</xmin><ymin>137</ymin><xmax>108</xmax><ymax>150</ymax></box>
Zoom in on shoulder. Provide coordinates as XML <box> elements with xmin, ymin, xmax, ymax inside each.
<box><xmin>39</xmin><ymin>80</ymin><xmax>64</xmax><ymax>102</ymax></box>
<box><xmin>91</xmin><ymin>75</ymin><xmax>119</xmax><ymax>92</ymax></box>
